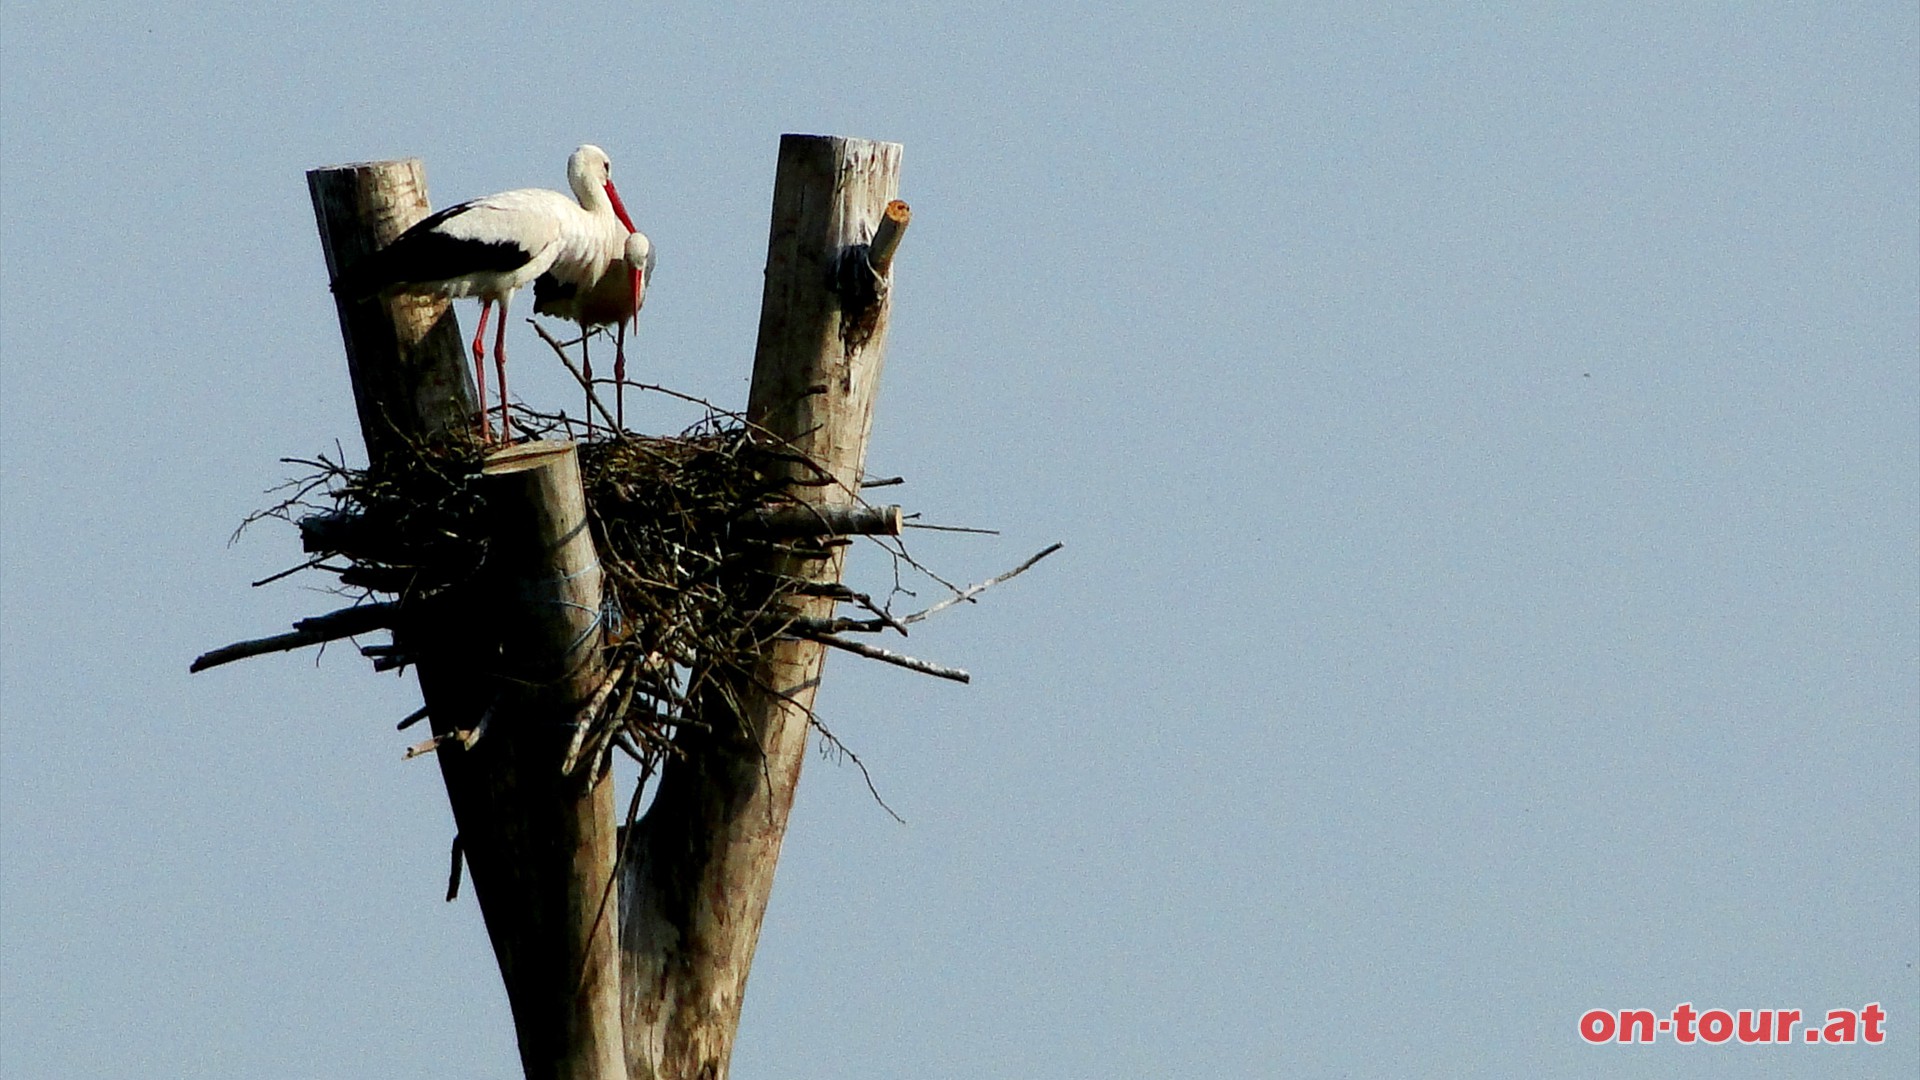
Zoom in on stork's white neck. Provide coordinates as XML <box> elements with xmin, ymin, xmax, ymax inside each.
<box><xmin>566</xmin><ymin>145</ymin><xmax>617</xmax><ymax>217</ymax></box>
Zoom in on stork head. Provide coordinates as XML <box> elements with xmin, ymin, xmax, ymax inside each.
<box><xmin>624</xmin><ymin>230</ymin><xmax>654</xmax><ymax>330</ymax></box>
<box><xmin>568</xmin><ymin>144</ymin><xmax>638</xmax><ymax>231</ymax></box>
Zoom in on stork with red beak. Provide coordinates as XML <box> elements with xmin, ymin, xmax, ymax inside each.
<box><xmin>535</xmin><ymin>228</ymin><xmax>654</xmax><ymax>430</ymax></box>
<box><xmin>332</xmin><ymin>144</ymin><xmax>639</xmax><ymax>442</ymax></box>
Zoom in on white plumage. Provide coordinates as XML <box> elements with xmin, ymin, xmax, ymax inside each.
<box><xmin>334</xmin><ymin>145</ymin><xmax>638</xmax><ymax>442</ymax></box>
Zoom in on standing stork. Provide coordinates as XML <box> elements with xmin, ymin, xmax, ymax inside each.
<box><xmin>535</xmin><ymin>228</ymin><xmax>654</xmax><ymax>431</ymax></box>
<box><xmin>332</xmin><ymin>145</ymin><xmax>638</xmax><ymax>442</ymax></box>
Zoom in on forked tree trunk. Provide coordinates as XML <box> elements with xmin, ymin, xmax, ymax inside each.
<box><xmin>307</xmin><ymin>135</ymin><xmax>902</xmax><ymax>1080</ymax></box>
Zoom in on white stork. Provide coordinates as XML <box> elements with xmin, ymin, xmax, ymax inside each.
<box><xmin>534</xmin><ymin>228</ymin><xmax>654</xmax><ymax>430</ymax></box>
<box><xmin>332</xmin><ymin>145</ymin><xmax>639</xmax><ymax>442</ymax></box>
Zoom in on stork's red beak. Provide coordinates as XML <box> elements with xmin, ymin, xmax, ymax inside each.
<box><xmin>630</xmin><ymin>265</ymin><xmax>644</xmax><ymax>334</ymax></box>
<box><xmin>604</xmin><ymin>182</ymin><xmax>637</xmax><ymax>233</ymax></box>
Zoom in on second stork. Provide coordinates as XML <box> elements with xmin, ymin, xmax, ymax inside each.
<box><xmin>535</xmin><ymin>227</ymin><xmax>653</xmax><ymax>431</ymax></box>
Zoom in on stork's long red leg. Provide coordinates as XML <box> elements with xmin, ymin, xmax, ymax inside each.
<box><xmin>613</xmin><ymin>319</ymin><xmax>628</xmax><ymax>431</ymax></box>
<box><xmin>617</xmin><ymin>262</ymin><xmax>641</xmax><ymax>431</ymax></box>
<box><xmin>581</xmin><ymin>327</ymin><xmax>594</xmax><ymax>437</ymax></box>
<box><xmin>471</xmin><ymin>301</ymin><xmax>494</xmax><ymax>441</ymax></box>
<box><xmin>493</xmin><ymin>298</ymin><xmax>512</xmax><ymax>443</ymax></box>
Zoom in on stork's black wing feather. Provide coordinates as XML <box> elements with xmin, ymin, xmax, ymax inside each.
<box><xmin>330</xmin><ymin>201</ymin><xmax>532</xmax><ymax>299</ymax></box>
<box><xmin>530</xmin><ymin>270</ymin><xmax>580</xmax><ymax>314</ymax></box>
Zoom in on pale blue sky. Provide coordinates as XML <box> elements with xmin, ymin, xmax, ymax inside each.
<box><xmin>3</xmin><ymin>3</ymin><xmax>1915</xmax><ymax>1077</ymax></box>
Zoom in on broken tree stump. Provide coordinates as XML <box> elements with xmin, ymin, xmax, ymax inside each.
<box><xmin>429</xmin><ymin>441</ymin><xmax>623</xmax><ymax>1080</ymax></box>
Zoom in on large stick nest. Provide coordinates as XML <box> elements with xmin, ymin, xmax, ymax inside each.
<box><xmin>228</xmin><ymin>394</ymin><xmax>1052</xmax><ymax>800</ymax></box>
<box><xmin>263</xmin><ymin>406</ymin><xmax>809</xmax><ymax>776</ymax></box>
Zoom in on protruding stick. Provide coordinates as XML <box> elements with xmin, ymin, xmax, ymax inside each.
<box><xmin>796</xmin><ymin>632</ymin><xmax>970</xmax><ymax>683</ymax></box>
<box><xmin>868</xmin><ymin>200</ymin><xmax>911</xmax><ymax>276</ymax></box>
<box><xmin>734</xmin><ymin>503</ymin><xmax>902</xmax><ymax>538</ymax></box>
<box><xmin>902</xmin><ymin>542</ymin><xmax>1063</xmax><ymax>625</ymax></box>
<box><xmin>446</xmin><ymin>835</ymin><xmax>465</xmax><ymax>902</ymax></box>
<box><xmin>190</xmin><ymin>602</ymin><xmax>399</xmax><ymax>673</ymax></box>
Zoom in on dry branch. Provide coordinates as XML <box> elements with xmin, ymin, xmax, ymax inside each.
<box><xmin>189</xmin><ymin>602</ymin><xmax>399</xmax><ymax>672</ymax></box>
<box><xmin>785</xmin><ymin>615</ymin><xmax>899</xmax><ymax>636</ymax></box>
<box><xmin>902</xmin><ymin>542</ymin><xmax>1062</xmax><ymax>625</ymax></box>
<box><xmin>251</xmin><ymin>555</ymin><xmax>333</xmax><ymax>587</ymax></box>
<box><xmin>561</xmin><ymin>661</ymin><xmax>630</xmax><ymax>777</ymax></box>
<box><xmin>530</xmin><ymin>320</ymin><xmax>619</xmax><ymax>430</ymax></box>
<box><xmin>796</xmin><ymin>632</ymin><xmax>970</xmax><ymax>683</ymax></box>
<box><xmin>734</xmin><ymin>503</ymin><xmax>901</xmax><ymax>538</ymax></box>
<box><xmin>902</xmin><ymin>520</ymin><xmax>1000</xmax><ymax>535</ymax></box>
<box><xmin>404</xmin><ymin>706</ymin><xmax>490</xmax><ymax>759</ymax></box>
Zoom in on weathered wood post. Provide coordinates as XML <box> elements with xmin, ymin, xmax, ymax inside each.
<box><xmin>617</xmin><ymin>134</ymin><xmax>903</xmax><ymax>1079</ymax></box>
<box><xmin>308</xmin><ymin>163</ymin><xmax>627</xmax><ymax>1080</ymax></box>
<box><xmin>451</xmin><ymin>442</ymin><xmax>625</xmax><ymax>1079</ymax></box>
<box><xmin>307</xmin><ymin>160</ymin><xmax>475</xmax><ymax>455</ymax></box>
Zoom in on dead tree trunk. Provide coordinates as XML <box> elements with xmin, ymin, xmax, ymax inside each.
<box><xmin>309</xmin><ymin>163</ymin><xmax>627</xmax><ymax>1080</ymax></box>
<box><xmin>617</xmin><ymin>135</ymin><xmax>903</xmax><ymax>1078</ymax></box>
